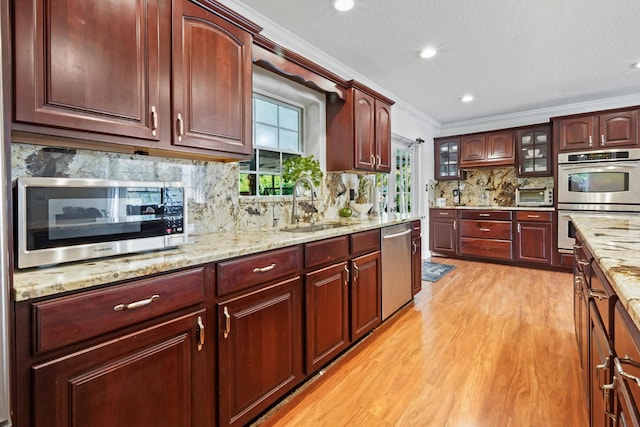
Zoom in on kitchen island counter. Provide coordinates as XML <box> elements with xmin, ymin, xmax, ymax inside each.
<box><xmin>570</xmin><ymin>214</ymin><xmax>640</xmax><ymax>330</ymax></box>
<box><xmin>13</xmin><ymin>214</ymin><xmax>416</xmax><ymax>301</ymax></box>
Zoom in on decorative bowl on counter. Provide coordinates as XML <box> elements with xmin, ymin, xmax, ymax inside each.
<box><xmin>350</xmin><ymin>203</ymin><xmax>373</xmax><ymax>217</ymax></box>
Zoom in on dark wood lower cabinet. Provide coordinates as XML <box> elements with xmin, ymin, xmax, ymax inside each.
<box><xmin>589</xmin><ymin>302</ymin><xmax>613</xmax><ymax>427</ymax></box>
<box><xmin>350</xmin><ymin>251</ymin><xmax>381</xmax><ymax>342</ymax></box>
<box><xmin>305</xmin><ymin>262</ymin><xmax>350</xmax><ymax>374</ymax></box>
<box><xmin>411</xmin><ymin>236</ymin><xmax>422</xmax><ymax>296</ymax></box>
<box><xmin>31</xmin><ymin>310</ymin><xmax>208</xmax><ymax>427</ymax></box>
<box><xmin>217</xmin><ymin>276</ymin><xmax>304</xmax><ymax>427</ymax></box>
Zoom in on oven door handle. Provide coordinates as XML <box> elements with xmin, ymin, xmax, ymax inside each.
<box><xmin>559</xmin><ymin>162</ymin><xmax>640</xmax><ymax>170</ymax></box>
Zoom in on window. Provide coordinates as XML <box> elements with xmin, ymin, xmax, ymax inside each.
<box><xmin>239</xmin><ymin>95</ymin><xmax>303</xmax><ymax>196</ymax></box>
<box><xmin>376</xmin><ymin>135</ymin><xmax>415</xmax><ymax>214</ymax></box>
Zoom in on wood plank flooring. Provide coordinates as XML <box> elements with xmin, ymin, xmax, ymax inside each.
<box><xmin>253</xmin><ymin>259</ymin><xmax>588</xmax><ymax>427</ymax></box>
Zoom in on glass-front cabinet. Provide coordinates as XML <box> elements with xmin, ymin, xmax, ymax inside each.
<box><xmin>434</xmin><ymin>137</ymin><xmax>463</xmax><ymax>181</ymax></box>
<box><xmin>516</xmin><ymin>125</ymin><xmax>551</xmax><ymax>177</ymax></box>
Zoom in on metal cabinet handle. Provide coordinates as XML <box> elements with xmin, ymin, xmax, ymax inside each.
<box><xmin>479</xmin><ymin>213</ymin><xmax>490</xmax><ymax>217</ymax></box>
<box><xmin>526</xmin><ymin>215</ymin><xmax>540</xmax><ymax>219</ymax></box>
<box><xmin>616</xmin><ymin>357</ymin><xmax>640</xmax><ymax>388</ymax></box>
<box><xmin>376</xmin><ymin>155</ymin><xmax>381</xmax><ymax>168</ymax></box>
<box><xmin>353</xmin><ymin>262</ymin><xmax>359</xmax><ymax>281</ymax></box>
<box><xmin>574</xmin><ymin>276</ymin><xmax>583</xmax><ymax>295</ymax></box>
<box><xmin>439</xmin><ymin>212</ymin><xmax>450</xmax><ymax>216</ymax></box>
<box><xmin>151</xmin><ymin>106</ymin><xmax>158</xmax><ymax>136</ymax></box>
<box><xmin>253</xmin><ymin>263</ymin><xmax>276</xmax><ymax>273</ymax></box>
<box><xmin>177</xmin><ymin>113</ymin><xmax>184</xmax><ymax>142</ymax></box>
<box><xmin>344</xmin><ymin>265</ymin><xmax>350</xmax><ymax>286</ymax></box>
<box><xmin>479</xmin><ymin>228</ymin><xmax>491</xmax><ymax>232</ymax></box>
<box><xmin>370</xmin><ymin>154</ymin><xmax>375</xmax><ymax>166</ymax></box>
<box><xmin>518</xmin><ymin>165</ymin><xmax>522</xmax><ymax>175</ymax></box>
<box><xmin>113</xmin><ymin>294</ymin><xmax>159</xmax><ymax>311</ymax></box>
<box><xmin>196</xmin><ymin>316</ymin><xmax>205</xmax><ymax>351</ymax></box>
<box><xmin>223</xmin><ymin>306</ymin><xmax>231</xmax><ymax>339</ymax></box>
<box><xmin>578</xmin><ymin>259</ymin><xmax>589</xmax><ymax>267</ymax></box>
<box><xmin>596</xmin><ymin>356</ymin><xmax>609</xmax><ymax>370</ymax></box>
<box><xmin>573</xmin><ymin>244</ymin><xmax>583</xmax><ymax>250</ymax></box>
<box><xmin>588</xmin><ymin>135</ymin><xmax>593</xmax><ymax>147</ymax></box>
<box><xmin>412</xmin><ymin>241</ymin><xmax>418</xmax><ymax>253</ymax></box>
<box><xmin>602</xmin><ymin>381</ymin><xmax>617</xmax><ymax>422</ymax></box>
<box><xmin>601</xmin><ymin>134</ymin><xmax>606</xmax><ymax>145</ymax></box>
<box><xmin>453</xmin><ymin>221</ymin><xmax>457</xmax><ymax>230</ymax></box>
<box><xmin>517</xmin><ymin>223</ymin><xmax>521</xmax><ymax>233</ymax></box>
<box><xmin>589</xmin><ymin>288</ymin><xmax>610</xmax><ymax>301</ymax></box>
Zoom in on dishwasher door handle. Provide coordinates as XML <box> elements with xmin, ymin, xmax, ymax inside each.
<box><xmin>382</xmin><ymin>229</ymin><xmax>412</xmax><ymax>239</ymax></box>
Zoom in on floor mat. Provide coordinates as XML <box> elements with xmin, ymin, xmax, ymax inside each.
<box><xmin>422</xmin><ymin>261</ymin><xmax>456</xmax><ymax>282</ymax></box>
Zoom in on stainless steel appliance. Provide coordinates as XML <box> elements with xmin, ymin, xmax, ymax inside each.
<box><xmin>381</xmin><ymin>223</ymin><xmax>412</xmax><ymax>320</ymax></box>
<box><xmin>557</xmin><ymin>148</ymin><xmax>640</xmax><ymax>252</ymax></box>
<box><xmin>515</xmin><ymin>187</ymin><xmax>553</xmax><ymax>207</ymax></box>
<box><xmin>16</xmin><ymin>177</ymin><xmax>187</xmax><ymax>268</ymax></box>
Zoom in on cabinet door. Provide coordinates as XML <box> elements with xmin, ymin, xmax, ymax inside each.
<box><xmin>460</xmin><ymin>135</ymin><xmax>486</xmax><ymax>163</ymax></box>
<box><xmin>486</xmin><ymin>131</ymin><xmax>515</xmax><ymax>163</ymax></box>
<box><xmin>516</xmin><ymin>126</ymin><xmax>551</xmax><ymax>177</ymax></box>
<box><xmin>515</xmin><ymin>221</ymin><xmax>552</xmax><ymax>264</ymax></box>
<box><xmin>374</xmin><ymin>99</ymin><xmax>392</xmax><ymax>172</ymax></box>
<box><xmin>172</xmin><ymin>0</ymin><xmax>252</xmax><ymax>155</ymax></box>
<box><xmin>305</xmin><ymin>262</ymin><xmax>350</xmax><ymax>374</ymax></box>
<box><xmin>353</xmin><ymin>90</ymin><xmax>376</xmax><ymax>170</ymax></box>
<box><xmin>32</xmin><ymin>310</ymin><xmax>208</xmax><ymax>427</ymax></box>
<box><xmin>218</xmin><ymin>277</ymin><xmax>303</xmax><ymax>427</ymax></box>
<box><xmin>556</xmin><ymin>116</ymin><xmax>598</xmax><ymax>151</ymax></box>
<box><xmin>589</xmin><ymin>303</ymin><xmax>614</xmax><ymax>427</ymax></box>
<box><xmin>14</xmin><ymin>0</ymin><xmax>161</xmax><ymax>140</ymax></box>
<box><xmin>430</xmin><ymin>217</ymin><xmax>457</xmax><ymax>256</ymax></box>
<box><xmin>411</xmin><ymin>236</ymin><xmax>422</xmax><ymax>296</ymax></box>
<box><xmin>435</xmin><ymin>138</ymin><xmax>462</xmax><ymax>180</ymax></box>
<box><xmin>350</xmin><ymin>251</ymin><xmax>381</xmax><ymax>341</ymax></box>
<box><xmin>599</xmin><ymin>110</ymin><xmax>639</xmax><ymax>148</ymax></box>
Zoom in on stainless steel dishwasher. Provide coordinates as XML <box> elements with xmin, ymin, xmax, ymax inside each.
<box><xmin>381</xmin><ymin>223</ymin><xmax>413</xmax><ymax>320</ymax></box>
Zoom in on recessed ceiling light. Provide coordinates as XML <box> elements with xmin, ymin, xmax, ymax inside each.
<box><xmin>461</xmin><ymin>94</ymin><xmax>474</xmax><ymax>103</ymax></box>
<box><xmin>633</xmin><ymin>62</ymin><xmax>640</xmax><ymax>69</ymax></box>
<box><xmin>419</xmin><ymin>47</ymin><xmax>437</xmax><ymax>59</ymax></box>
<box><xmin>334</xmin><ymin>0</ymin><xmax>354</xmax><ymax>12</ymax></box>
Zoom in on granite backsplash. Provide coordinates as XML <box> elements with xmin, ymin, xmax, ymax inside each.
<box><xmin>433</xmin><ymin>168</ymin><xmax>554</xmax><ymax>207</ymax></box>
<box><xmin>10</xmin><ymin>143</ymin><xmax>372</xmax><ymax>234</ymax></box>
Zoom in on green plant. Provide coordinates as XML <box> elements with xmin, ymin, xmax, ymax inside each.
<box><xmin>282</xmin><ymin>155</ymin><xmax>323</xmax><ymax>189</ymax></box>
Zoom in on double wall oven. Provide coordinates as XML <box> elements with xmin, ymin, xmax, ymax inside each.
<box><xmin>557</xmin><ymin>148</ymin><xmax>640</xmax><ymax>252</ymax></box>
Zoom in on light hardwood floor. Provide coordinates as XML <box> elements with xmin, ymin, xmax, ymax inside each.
<box><xmin>254</xmin><ymin>258</ymin><xmax>588</xmax><ymax>427</ymax></box>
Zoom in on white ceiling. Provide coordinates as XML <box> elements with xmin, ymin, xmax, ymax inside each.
<box><xmin>225</xmin><ymin>0</ymin><xmax>640</xmax><ymax>127</ymax></box>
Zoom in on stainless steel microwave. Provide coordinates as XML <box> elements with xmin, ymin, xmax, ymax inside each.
<box><xmin>16</xmin><ymin>177</ymin><xmax>188</xmax><ymax>268</ymax></box>
<box><xmin>515</xmin><ymin>187</ymin><xmax>553</xmax><ymax>207</ymax></box>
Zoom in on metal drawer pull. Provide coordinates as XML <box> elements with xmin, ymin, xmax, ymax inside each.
<box><xmin>596</xmin><ymin>356</ymin><xmax>609</xmax><ymax>370</ymax></box>
<box><xmin>479</xmin><ymin>213</ymin><xmax>491</xmax><ymax>217</ymax></box>
<box><xmin>196</xmin><ymin>316</ymin><xmax>205</xmax><ymax>351</ymax></box>
<box><xmin>223</xmin><ymin>306</ymin><xmax>231</xmax><ymax>339</ymax></box>
<box><xmin>479</xmin><ymin>228</ymin><xmax>491</xmax><ymax>232</ymax></box>
<box><xmin>573</xmin><ymin>244</ymin><xmax>583</xmax><ymax>250</ymax></box>
<box><xmin>439</xmin><ymin>212</ymin><xmax>450</xmax><ymax>215</ymax></box>
<box><xmin>113</xmin><ymin>294</ymin><xmax>159</xmax><ymax>311</ymax></box>
<box><xmin>578</xmin><ymin>259</ymin><xmax>589</xmax><ymax>267</ymax></box>
<box><xmin>616</xmin><ymin>357</ymin><xmax>640</xmax><ymax>388</ymax></box>
<box><xmin>253</xmin><ymin>263</ymin><xmax>276</xmax><ymax>273</ymax></box>
<box><xmin>526</xmin><ymin>215</ymin><xmax>540</xmax><ymax>218</ymax></box>
<box><xmin>589</xmin><ymin>288</ymin><xmax>610</xmax><ymax>301</ymax></box>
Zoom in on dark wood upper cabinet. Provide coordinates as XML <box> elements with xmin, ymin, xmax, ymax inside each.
<box><xmin>459</xmin><ymin>131</ymin><xmax>514</xmax><ymax>168</ymax></box>
<box><xmin>14</xmin><ymin>0</ymin><xmax>161</xmax><ymax>141</ymax></box>
<box><xmin>555</xmin><ymin>107</ymin><xmax>639</xmax><ymax>152</ymax></box>
<box><xmin>516</xmin><ymin>125</ymin><xmax>551</xmax><ymax>177</ymax></box>
<box><xmin>13</xmin><ymin>0</ymin><xmax>260</xmax><ymax>161</ymax></box>
<box><xmin>326</xmin><ymin>81</ymin><xmax>394</xmax><ymax>173</ymax></box>
<box><xmin>171</xmin><ymin>0</ymin><xmax>252</xmax><ymax>155</ymax></box>
<box><xmin>434</xmin><ymin>138</ymin><xmax>464</xmax><ymax>180</ymax></box>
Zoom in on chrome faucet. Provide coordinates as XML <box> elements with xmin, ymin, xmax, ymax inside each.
<box><xmin>291</xmin><ymin>176</ymin><xmax>316</xmax><ymax>224</ymax></box>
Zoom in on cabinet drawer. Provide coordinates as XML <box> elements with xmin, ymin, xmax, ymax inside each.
<box><xmin>218</xmin><ymin>246</ymin><xmax>302</xmax><ymax>296</ymax></box>
<box><xmin>460</xmin><ymin>220</ymin><xmax>511</xmax><ymax>240</ymax></box>
<box><xmin>350</xmin><ymin>229</ymin><xmax>380</xmax><ymax>256</ymax></box>
<box><xmin>305</xmin><ymin>236</ymin><xmax>349</xmax><ymax>269</ymax></box>
<box><xmin>431</xmin><ymin>209</ymin><xmax>457</xmax><ymax>218</ymax></box>
<box><xmin>460</xmin><ymin>210</ymin><xmax>512</xmax><ymax>221</ymax></box>
<box><xmin>515</xmin><ymin>211</ymin><xmax>552</xmax><ymax>222</ymax></box>
<box><xmin>460</xmin><ymin>237</ymin><xmax>512</xmax><ymax>260</ymax></box>
<box><xmin>411</xmin><ymin>220</ymin><xmax>421</xmax><ymax>237</ymax></box>
<box><xmin>33</xmin><ymin>267</ymin><xmax>206</xmax><ymax>354</ymax></box>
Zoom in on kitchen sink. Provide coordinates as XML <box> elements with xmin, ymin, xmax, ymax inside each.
<box><xmin>280</xmin><ymin>222</ymin><xmax>349</xmax><ymax>233</ymax></box>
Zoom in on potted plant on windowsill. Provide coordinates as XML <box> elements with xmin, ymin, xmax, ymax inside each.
<box><xmin>282</xmin><ymin>155</ymin><xmax>323</xmax><ymax>195</ymax></box>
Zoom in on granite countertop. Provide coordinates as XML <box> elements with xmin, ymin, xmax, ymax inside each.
<box><xmin>570</xmin><ymin>214</ymin><xmax>640</xmax><ymax>330</ymax></box>
<box><xmin>13</xmin><ymin>214</ymin><xmax>417</xmax><ymax>302</ymax></box>
<box><xmin>430</xmin><ymin>205</ymin><xmax>555</xmax><ymax>211</ymax></box>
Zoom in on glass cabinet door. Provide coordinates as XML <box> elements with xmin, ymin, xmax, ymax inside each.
<box><xmin>435</xmin><ymin>138</ymin><xmax>462</xmax><ymax>180</ymax></box>
<box><xmin>517</xmin><ymin>126</ymin><xmax>551</xmax><ymax>177</ymax></box>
